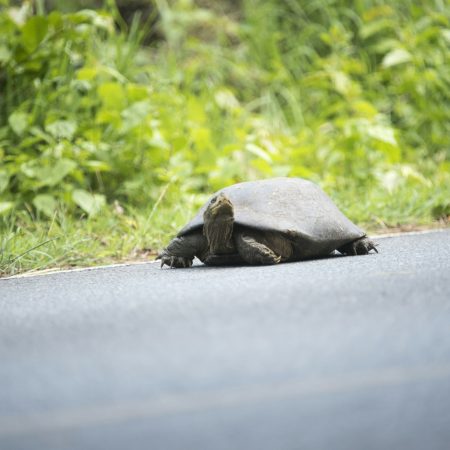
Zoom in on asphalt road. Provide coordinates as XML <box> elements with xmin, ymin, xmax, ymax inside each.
<box><xmin>1</xmin><ymin>230</ymin><xmax>449</xmax><ymax>450</ymax></box>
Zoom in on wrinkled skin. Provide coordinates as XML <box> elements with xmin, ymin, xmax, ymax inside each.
<box><xmin>157</xmin><ymin>193</ymin><xmax>378</xmax><ymax>268</ymax></box>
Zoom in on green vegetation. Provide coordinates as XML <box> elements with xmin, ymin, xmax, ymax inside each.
<box><xmin>1</xmin><ymin>0</ymin><xmax>449</xmax><ymax>276</ymax></box>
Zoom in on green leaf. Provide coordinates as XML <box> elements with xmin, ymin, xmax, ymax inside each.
<box><xmin>331</xmin><ymin>71</ymin><xmax>352</xmax><ymax>96</ymax></box>
<box><xmin>84</xmin><ymin>160</ymin><xmax>111</xmax><ymax>172</ymax></box>
<box><xmin>215</xmin><ymin>89</ymin><xmax>240</xmax><ymax>111</ymax></box>
<box><xmin>73</xmin><ymin>189</ymin><xmax>106</xmax><ymax>216</ymax></box>
<box><xmin>0</xmin><ymin>45</ymin><xmax>12</xmax><ymax>64</ymax></box>
<box><xmin>121</xmin><ymin>100</ymin><xmax>151</xmax><ymax>130</ymax></box>
<box><xmin>360</xmin><ymin>19</ymin><xmax>394</xmax><ymax>40</ymax></box>
<box><xmin>37</xmin><ymin>159</ymin><xmax>77</xmax><ymax>186</ymax></box>
<box><xmin>48</xmin><ymin>11</ymin><xmax>63</xmax><ymax>29</ymax></box>
<box><xmin>33</xmin><ymin>194</ymin><xmax>57</xmax><ymax>217</ymax></box>
<box><xmin>0</xmin><ymin>171</ymin><xmax>9</xmax><ymax>193</ymax></box>
<box><xmin>45</xmin><ymin>120</ymin><xmax>77</xmax><ymax>140</ymax></box>
<box><xmin>0</xmin><ymin>126</ymin><xmax>8</xmax><ymax>140</ymax></box>
<box><xmin>21</xmin><ymin>158</ymin><xmax>76</xmax><ymax>185</ymax></box>
<box><xmin>382</xmin><ymin>49</ymin><xmax>412</xmax><ymax>68</ymax></box>
<box><xmin>77</xmin><ymin>67</ymin><xmax>99</xmax><ymax>81</ymax></box>
<box><xmin>0</xmin><ymin>202</ymin><xmax>14</xmax><ymax>215</ymax></box>
<box><xmin>8</xmin><ymin>111</ymin><xmax>29</xmax><ymax>136</ymax></box>
<box><xmin>21</xmin><ymin>16</ymin><xmax>48</xmax><ymax>52</ymax></box>
<box><xmin>442</xmin><ymin>29</ymin><xmax>450</xmax><ymax>44</ymax></box>
<box><xmin>367</xmin><ymin>124</ymin><xmax>397</xmax><ymax>146</ymax></box>
<box><xmin>72</xmin><ymin>10</ymin><xmax>113</xmax><ymax>31</ymax></box>
<box><xmin>20</xmin><ymin>161</ymin><xmax>39</xmax><ymax>178</ymax></box>
<box><xmin>96</xmin><ymin>110</ymin><xmax>121</xmax><ymax>127</ymax></box>
<box><xmin>98</xmin><ymin>82</ymin><xmax>126</xmax><ymax>110</ymax></box>
<box><xmin>246</xmin><ymin>143</ymin><xmax>272</xmax><ymax>163</ymax></box>
<box><xmin>191</xmin><ymin>127</ymin><xmax>211</xmax><ymax>149</ymax></box>
<box><xmin>126</xmin><ymin>84</ymin><xmax>149</xmax><ymax>101</ymax></box>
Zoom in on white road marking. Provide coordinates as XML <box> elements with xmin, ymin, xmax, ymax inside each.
<box><xmin>2</xmin><ymin>260</ymin><xmax>158</xmax><ymax>279</ymax></box>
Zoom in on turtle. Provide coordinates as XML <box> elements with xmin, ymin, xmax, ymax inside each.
<box><xmin>158</xmin><ymin>177</ymin><xmax>377</xmax><ymax>268</ymax></box>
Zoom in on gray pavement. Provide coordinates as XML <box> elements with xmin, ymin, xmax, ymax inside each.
<box><xmin>0</xmin><ymin>229</ymin><xmax>450</xmax><ymax>450</ymax></box>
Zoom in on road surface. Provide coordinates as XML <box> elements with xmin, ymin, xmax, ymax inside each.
<box><xmin>1</xmin><ymin>229</ymin><xmax>450</xmax><ymax>450</ymax></box>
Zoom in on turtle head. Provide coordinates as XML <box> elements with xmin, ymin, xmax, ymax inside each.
<box><xmin>203</xmin><ymin>193</ymin><xmax>234</xmax><ymax>254</ymax></box>
<box><xmin>205</xmin><ymin>193</ymin><xmax>233</xmax><ymax>219</ymax></box>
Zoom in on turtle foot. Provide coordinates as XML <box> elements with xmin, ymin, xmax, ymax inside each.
<box><xmin>236</xmin><ymin>234</ymin><xmax>282</xmax><ymax>265</ymax></box>
<box><xmin>159</xmin><ymin>254</ymin><xmax>193</xmax><ymax>268</ymax></box>
<box><xmin>338</xmin><ymin>237</ymin><xmax>378</xmax><ymax>256</ymax></box>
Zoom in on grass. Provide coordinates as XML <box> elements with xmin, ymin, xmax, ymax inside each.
<box><xmin>0</xmin><ymin>189</ymin><xmax>195</xmax><ymax>276</ymax></box>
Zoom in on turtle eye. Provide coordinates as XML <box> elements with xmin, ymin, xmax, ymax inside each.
<box><xmin>210</xmin><ymin>197</ymin><xmax>217</xmax><ymax>204</ymax></box>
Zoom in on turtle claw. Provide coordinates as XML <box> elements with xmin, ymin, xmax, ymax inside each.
<box><xmin>338</xmin><ymin>237</ymin><xmax>379</xmax><ymax>256</ymax></box>
<box><xmin>159</xmin><ymin>254</ymin><xmax>193</xmax><ymax>269</ymax></box>
<box><xmin>357</xmin><ymin>238</ymin><xmax>378</xmax><ymax>255</ymax></box>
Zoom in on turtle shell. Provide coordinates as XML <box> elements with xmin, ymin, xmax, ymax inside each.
<box><xmin>178</xmin><ymin>177</ymin><xmax>365</xmax><ymax>256</ymax></box>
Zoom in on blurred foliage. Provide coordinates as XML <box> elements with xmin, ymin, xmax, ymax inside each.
<box><xmin>0</xmin><ymin>0</ymin><xmax>449</xmax><ymax>242</ymax></box>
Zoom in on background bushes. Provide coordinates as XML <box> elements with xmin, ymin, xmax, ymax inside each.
<box><xmin>0</xmin><ymin>0</ymin><xmax>449</xmax><ymax>226</ymax></box>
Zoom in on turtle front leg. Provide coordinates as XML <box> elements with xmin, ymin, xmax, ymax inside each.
<box><xmin>235</xmin><ymin>233</ymin><xmax>281</xmax><ymax>265</ymax></box>
<box><xmin>337</xmin><ymin>237</ymin><xmax>378</xmax><ymax>256</ymax></box>
<box><xmin>158</xmin><ymin>233</ymin><xmax>207</xmax><ymax>268</ymax></box>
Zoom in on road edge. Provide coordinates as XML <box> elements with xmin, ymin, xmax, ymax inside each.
<box><xmin>2</xmin><ymin>228</ymin><xmax>448</xmax><ymax>280</ymax></box>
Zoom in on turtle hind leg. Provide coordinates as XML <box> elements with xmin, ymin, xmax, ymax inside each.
<box><xmin>235</xmin><ymin>233</ymin><xmax>281</xmax><ymax>265</ymax></box>
<box><xmin>158</xmin><ymin>233</ymin><xmax>207</xmax><ymax>268</ymax></box>
<box><xmin>337</xmin><ymin>237</ymin><xmax>378</xmax><ymax>256</ymax></box>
